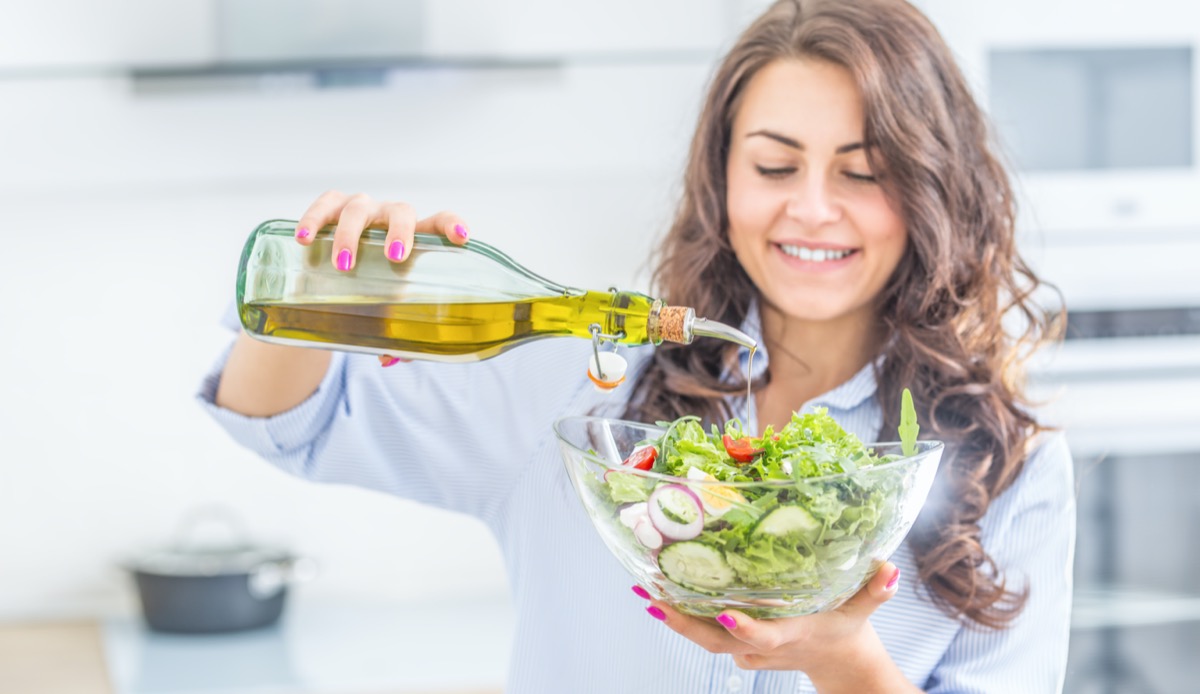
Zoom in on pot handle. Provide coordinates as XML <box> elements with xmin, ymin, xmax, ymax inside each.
<box><xmin>249</xmin><ymin>557</ymin><xmax>319</xmax><ymax>600</ymax></box>
<box><xmin>170</xmin><ymin>505</ymin><xmax>253</xmax><ymax>550</ymax></box>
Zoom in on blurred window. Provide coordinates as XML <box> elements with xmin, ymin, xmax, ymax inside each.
<box><xmin>989</xmin><ymin>47</ymin><xmax>1193</xmax><ymax>171</ymax></box>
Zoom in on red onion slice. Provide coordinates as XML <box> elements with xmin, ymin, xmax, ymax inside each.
<box><xmin>647</xmin><ymin>484</ymin><xmax>705</xmax><ymax>541</ymax></box>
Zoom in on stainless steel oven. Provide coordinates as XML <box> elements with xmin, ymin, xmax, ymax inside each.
<box><xmin>1031</xmin><ymin>317</ymin><xmax>1200</xmax><ymax>694</ymax></box>
<box><xmin>1021</xmin><ymin>179</ymin><xmax>1200</xmax><ymax>694</ymax></box>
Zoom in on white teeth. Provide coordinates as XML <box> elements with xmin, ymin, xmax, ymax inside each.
<box><xmin>780</xmin><ymin>244</ymin><xmax>852</xmax><ymax>262</ymax></box>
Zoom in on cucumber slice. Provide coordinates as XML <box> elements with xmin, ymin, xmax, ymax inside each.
<box><xmin>752</xmin><ymin>505</ymin><xmax>822</xmax><ymax>540</ymax></box>
<box><xmin>658</xmin><ymin>541</ymin><xmax>736</xmax><ymax>593</ymax></box>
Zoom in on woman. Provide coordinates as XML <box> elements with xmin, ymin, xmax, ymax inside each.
<box><xmin>201</xmin><ymin>0</ymin><xmax>1075</xmax><ymax>691</ymax></box>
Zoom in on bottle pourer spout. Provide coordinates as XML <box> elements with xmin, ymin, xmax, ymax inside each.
<box><xmin>690</xmin><ymin>317</ymin><xmax>757</xmax><ymax>350</ymax></box>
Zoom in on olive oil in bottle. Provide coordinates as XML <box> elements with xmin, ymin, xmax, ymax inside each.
<box><xmin>236</xmin><ymin>220</ymin><xmax>754</xmax><ymax>363</ymax></box>
<box><xmin>243</xmin><ymin>291</ymin><xmax>677</xmax><ymax>362</ymax></box>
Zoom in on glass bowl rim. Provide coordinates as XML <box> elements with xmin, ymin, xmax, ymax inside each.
<box><xmin>553</xmin><ymin>415</ymin><xmax>943</xmax><ymax>488</ymax></box>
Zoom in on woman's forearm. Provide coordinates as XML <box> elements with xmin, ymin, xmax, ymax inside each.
<box><xmin>809</xmin><ymin>625</ymin><xmax>922</xmax><ymax>694</ymax></box>
<box><xmin>214</xmin><ymin>332</ymin><xmax>333</xmax><ymax>417</ymax></box>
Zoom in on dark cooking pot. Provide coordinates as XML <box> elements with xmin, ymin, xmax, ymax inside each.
<box><xmin>125</xmin><ymin>510</ymin><xmax>314</xmax><ymax>634</ymax></box>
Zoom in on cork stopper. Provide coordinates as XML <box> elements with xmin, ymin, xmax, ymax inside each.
<box><xmin>654</xmin><ymin>305</ymin><xmax>694</xmax><ymax>344</ymax></box>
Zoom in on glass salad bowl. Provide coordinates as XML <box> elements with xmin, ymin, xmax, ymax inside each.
<box><xmin>554</xmin><ymin>414</ymin><xmax>943</xmax><ymax>619</ymax></box>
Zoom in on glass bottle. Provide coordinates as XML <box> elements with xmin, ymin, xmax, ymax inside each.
<box><xmin>236</xmin><ymin>220</ymin><xmax>755</xmax><ymax>363</ymax></box>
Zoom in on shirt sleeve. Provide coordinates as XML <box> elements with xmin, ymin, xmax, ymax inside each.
<box><xmin>924</xmin><ymin>432</ymin><xmax>1076</xmax><ymax>693</ymax></box>
<box><xmin>196</xmin><ymin>328</ymin><xmax>596</xmax><ymax>524</ymax></box>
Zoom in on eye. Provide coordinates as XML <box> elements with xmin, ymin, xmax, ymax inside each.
<box><xmin>844</xmin><ymin>171</ymin><xmax>878</xmax><ymax>183</ymax></box>
<box><xmin>755</xmin><ymin>165</ymin><xmax>796</xmax><ymax>179</ymax></box>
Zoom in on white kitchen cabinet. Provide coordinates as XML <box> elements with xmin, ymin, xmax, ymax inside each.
<box><xmin>422</xmin><ymin>0</ymin><xmax>736</xmax><ymax>58</ymax></box>
<box><xmin>0</xmin><ymin>0</ymin><xmax>212</xmax><ymax>72</ymax></box>
<box><xmin>0</xmin><ymin>0</ymin><xmax>745</xmax><ymax>75</ymax></box>
<box><xmin>220</xmin><ymin>0</ymin><xmax>738</xmax><ymax>65</ymax></box>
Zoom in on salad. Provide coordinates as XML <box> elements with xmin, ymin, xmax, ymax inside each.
<box><xmin>592</xmin><ymin>396</ymin><xmax>919</xmax><ymax>597</ymax></box>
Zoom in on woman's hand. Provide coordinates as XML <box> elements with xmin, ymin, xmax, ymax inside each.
<box><xmin>295</xmin><ymin>190</ymin><xmax>472</xmax><ymax>367</ymax></box>
<box><xmin>636</xmin><ymin>563</ymin><xmax>918</xmax><ymax>693</ymax></box>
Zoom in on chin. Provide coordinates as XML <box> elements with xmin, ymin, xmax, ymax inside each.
<box><xmin>772</xmin><ymin>301</ymin><xmax>849</xmax><ymax>323</ymax></box>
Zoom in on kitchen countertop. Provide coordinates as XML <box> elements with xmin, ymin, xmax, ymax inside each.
<box><xmin>1</xmin><ymin>598</ymin><xmax>512</xmax><ymax>694</ymax></box>
<box><xmin>0</xmin><ymin>621</ymin><xmax>113</xmax><ymax>694</ymax></box>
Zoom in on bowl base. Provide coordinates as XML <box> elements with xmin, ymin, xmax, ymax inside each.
<box><xmin>669</xmin><ymin>591</ymin><xmax>856</xmax><ymax>620</ymax></box>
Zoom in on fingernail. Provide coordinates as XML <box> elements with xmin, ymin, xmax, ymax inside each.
<box><xmin>716</xmin><ymin>614</ymin><xmax>738</xmax><ymax>630</ymax></box>
<box><xmin>387</xmin><ymin>240</ymin><xmax>405</xmax><ymax>261</ymax></box>
<box><xmin>295</xmin><ymin>227</ymin><xmax>310</xmax><ymax>240</ymax></box>
<box><xmin>646</xmin><ymin>606</ymin><xmax>666</xmax><ymax>621</ymax></box>
<box><xmin>631</xmin><ymin>585</ymin><xmax>651</xmax><ymax>600</ymax></box>
<box><xmin>454</xmin><ymin>223</ymin><xmax>469</xmax><ymax>240</ymax></box>
<box><xmin>886</xmin><ymin>568</ymin><xmax>901</xmax><ymax>591</ymax></box>
<box><xmin>381</xmin><ymin>356</ymin><xmax>400</xmax><ymax>367</ymax></box>
<box><xmin>337</xmin><ymin>249</ymin><xmax>353</xmax><ymax>272</ymax></box>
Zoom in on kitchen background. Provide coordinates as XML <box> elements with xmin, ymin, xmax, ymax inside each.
<box><xmin>1</xmin><ymin>1</ymin><xmax>1197</xmax><ymax>693</ymax></box>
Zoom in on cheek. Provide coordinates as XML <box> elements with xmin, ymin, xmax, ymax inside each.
<box><xmin>878</xmin><ymin>223</ymin><xmax>908</xmax><ymax>266</ymax></box>
<box><xmin>858</xmin><ymin>201</ymin><xmax>908</xmax><ymax>268</ymax></box>
<box><xmin>725</xmin><ymin>170</ymin><xmax>751</xmax><ymax>234</ymax></box>
<box><xmin>725</xmin><ymin>171</ymin><xmax>756</xmax><ymax>257</ymax></box>
<box><xmin>726</xmin><ymin>195</ymin><xmax>780</xmax><ymax>277</ymax></box>
<box><xmin>726</xmin><ymin>174</ymin><xmax>778</xmax><ymax>240</ymax></box>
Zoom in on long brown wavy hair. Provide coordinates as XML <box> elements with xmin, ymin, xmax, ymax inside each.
<box><xmin>623</xmin><ymin>0</ymin><xmax>1063</xmax><ymax>628</ymax></box>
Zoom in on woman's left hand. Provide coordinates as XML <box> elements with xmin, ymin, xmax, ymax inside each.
<box><xmin>638</xmin><ymin>562</ymin><xmax>914</xmax><ymax>691</ymax></box>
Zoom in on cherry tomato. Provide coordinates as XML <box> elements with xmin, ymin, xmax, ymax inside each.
<box><xmin>722</xmin><ymin>435</ymin><xmax>762</xmax><ymax>463</ymax></box>
<box><xmin>623</xmin><ymin>446</ymin><xmax>657</xmax><ymax>471</ymax></box>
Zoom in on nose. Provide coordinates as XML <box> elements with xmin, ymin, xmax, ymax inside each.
<box><xmin>784</xmin><ymin>173</ymin><xmax>842</xmax><ymax>229</ymax></box>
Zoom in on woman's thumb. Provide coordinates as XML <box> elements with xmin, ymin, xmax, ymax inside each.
<box><xmin>840</xmin><ymin>561</ymin><xmax>901</xmax><ymax>619</ymax></box>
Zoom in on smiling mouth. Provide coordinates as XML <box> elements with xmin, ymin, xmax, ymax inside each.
<box><xmin>775</xmin><ymin>243</ymin><xmax>860</xmax><ymax>263</ymax></box>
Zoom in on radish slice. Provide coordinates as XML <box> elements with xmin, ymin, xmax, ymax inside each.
<box><xmin>618</xmin><ymin>502</ymin><xmax>648</xmax><ymax>529</ymax></box>
<box><xmin>633</xmin><ymin>516</ymin><xmax>664</xmax><ymax>550</ymax></box>
<box><xmin>647</xmin><ymin>484</ymin><xmax>704</xmax><ymax>541</ymax></box>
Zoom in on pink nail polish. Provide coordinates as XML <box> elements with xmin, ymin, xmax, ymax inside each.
<box><xmin>631</xmin><ymin>585</ymin><xmax>650</xmax><ymax>600</ymax></box>
<box><xmin>646</xmin><ymin>606</ymin><xmax>666</xmax><ymax>621</ymax></box>
<box><xmin>381</xmin><ymin>356</ymin><xmax>400</xmax><ymax>367</ymax></box>
<box><xmin>296</xmin><ymin>227</ymin><xmax>310</xmax><ymax>239</ymax></box>
<box><xmin>337</xmin><ymin>249</ymin><xmax>353</xmax><ymax>271</ymax></box>
<box><xmin>886</xmin><ymin>568</ymin><xmax>901</xmax><ymax>591</ymax></box>
<box><xmin>716</xmin><ymin>614</ymin><xmax>738</xmax><ymax>630</ymax></box>
<box><xmin>387</xmin><ymin>240</ymin><xmax>405</xmax><ymax>261</ymax></box>
<box><xmin>454</xmin><ymin>223</ymin><xmax>469</xmax><ymax>240</ymax></box>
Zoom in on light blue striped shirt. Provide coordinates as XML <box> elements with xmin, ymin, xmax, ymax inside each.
<box><xmin>198</xmin><ymin>314</ymin><xmax>1075</xmax><ymax>693</ymax></box>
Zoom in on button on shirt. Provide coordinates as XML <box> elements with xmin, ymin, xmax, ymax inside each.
<box><xmin>198</xmin><ymin>314</ymin><xmax>1075</xmax><ymax>694</ymax></box>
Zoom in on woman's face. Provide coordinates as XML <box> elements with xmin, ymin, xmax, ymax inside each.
<box><xmin>726</xmin><ymin>58</ymin><xmax>907</xmax><ymax>326</ymax></box>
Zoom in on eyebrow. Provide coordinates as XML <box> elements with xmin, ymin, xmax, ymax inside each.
<box><xmin>746</xmin><ymin>129</ymin><xmax>866</xmax><ymax>154</ymax></box>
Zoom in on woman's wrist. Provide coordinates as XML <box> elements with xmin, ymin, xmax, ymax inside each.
<box><xmin>805</xmin><ymin>624</ymin><xmax>921</xmax><ymax>694</ymax></box>
<box><xmin>216</xmin><ymin>331</ymin><xmax>333</xmax><ymax>417</ymax></box>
